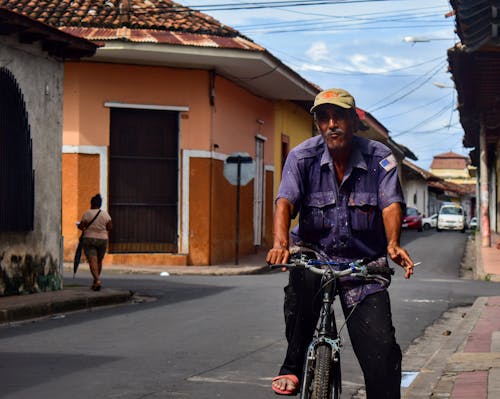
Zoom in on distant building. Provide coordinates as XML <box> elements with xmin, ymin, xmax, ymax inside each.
<box><xmin>428</xmin><ymin>152</ymin><xmax>477</xmax><ymax>220</ymax></box>
<box><xmin>429</xmin><ymin>152</ymin><xmax>477</xmax><ymax>186</ymax></box>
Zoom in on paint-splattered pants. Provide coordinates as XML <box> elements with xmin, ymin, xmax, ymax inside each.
<box><xmin>279</xmin><ymin>269</ymin><xmax>402</xmax><ymax>398</ymax></box>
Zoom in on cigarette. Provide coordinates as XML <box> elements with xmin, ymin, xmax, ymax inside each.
<box><xmin>413</xmin><ymin>262</ymin><xmax>422</xmax><ymax>267</ymax></box>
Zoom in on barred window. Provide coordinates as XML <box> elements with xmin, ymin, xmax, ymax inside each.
<box><xmin>0</xmin><ymin>67</ymin><xmax>34</xmax><ymax>231</ymax></box>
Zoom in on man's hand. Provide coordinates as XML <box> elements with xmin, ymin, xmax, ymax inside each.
<box><xmin>266</xmin><ymin>246</ymin><xmax>290</xmax><ymax>266</ymax></box>
<box><xmin>267</xmin><ymin>198</ymin><xmax>294</xmax><ymax>267</ymax></box>
<box><xmin>387</xmin><ymin>244</ymin><xmax>414</xmax><ymax>279</ymax></box>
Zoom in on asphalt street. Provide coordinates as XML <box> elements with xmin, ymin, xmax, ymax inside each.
<box><xmin>1</xmin><ymin>230</ymin><xmax>499</xmax><ymax>399</ymax></box>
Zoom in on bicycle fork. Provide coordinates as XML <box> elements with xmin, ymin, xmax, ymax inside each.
<box><xmin>300</xmin><ymin>279</ymin><xmax>342</xmax><ymax>399</ymax></box>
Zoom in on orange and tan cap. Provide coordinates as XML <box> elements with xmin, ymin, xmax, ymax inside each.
<box><xmin>310</xmin><ymin>88</ymin><xmax>356</xmax><ymax>113</ymax></box>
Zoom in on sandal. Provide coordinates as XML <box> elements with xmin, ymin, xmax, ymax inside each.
<box><xmin>272</xmin><ymin>374</ymin><xmax>299</xmax><ymax>396</ymax></box>
<box><xmin>91</xmin><ymin>282</ymin><xmax>102</xmax><ymax>291</ymax></box>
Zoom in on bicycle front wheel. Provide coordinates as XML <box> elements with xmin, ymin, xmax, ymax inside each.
<box><xmin>311</xmin><ymin>344</ymin><xmax>332</xmax><ymax>399</ymax></box>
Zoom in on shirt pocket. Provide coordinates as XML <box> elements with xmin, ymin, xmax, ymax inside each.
<box><xmin>348</xmin><ymin>192</ymin><xmax>378</xmax><ymax>231</ymax></box>
<box><xmin>301</xmin><ymin>191</ymin><xmax>336</xmax><ymax>235</ymax></box>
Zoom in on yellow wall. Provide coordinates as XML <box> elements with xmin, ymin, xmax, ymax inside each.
<box><xmin>273</xmin><ymin>101</ymin><xmax>314</xmax><ymax>198</ymax></box>
<box><xmin>429</xmin><ymin>167</ymin><xmax>477</xmax><ymax>185</ymax></box>
<box><xmin>272</xmin><ymin>101</ymin><xmax>314</xmax><ymax>230</ymax></box>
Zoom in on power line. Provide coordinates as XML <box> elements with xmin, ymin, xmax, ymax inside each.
<box><xmin>270</xmin><ymin>47</ymin><xmax>446</xmax><ymax>76</ymax></box>
<box><xmin>244</xmin><ymin>4</ymin><xmax>449</xmax><ymax>21</ymax></box>
<box><xmin>368</xmin><ymin>60</ymin><xmax>447</xmax><ymax>112</ymax></box>
<box><xmin>185</xmin><ymin>0</ymin><xmax>420</xmax><ymax>11</ymax></box>
<box><xmin>235</xmin><ymin>10</ymin><xmax>452</xmax><ymax>35</ymax></box>
<box><xmin>379</xmin><ymin>91</ymin><xmax>452</xmax><ymax>120</ymax></box>
<box><xmin>392</xmin><ymin>101</ymin><xmax>454</xmax><ymax>137</ymax></box>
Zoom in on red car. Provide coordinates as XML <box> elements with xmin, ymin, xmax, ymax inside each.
<box><xmin>402</xmin><ymin>207</ymin><xmax>423</xmax><ymax>232</ymax></box>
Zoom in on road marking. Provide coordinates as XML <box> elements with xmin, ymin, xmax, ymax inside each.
<box><xmin>401</xmin><ymin>371</ymin><xmax>419</xmax><ymax>387</ymax></box>
<box><xmin>189</xmin><ymin>375</ymin><xmax>363</xmax><ymax>390</ymax></box>
<box><xmin>403</xmin><ymin>299</ymin><xmax>450</xmax><ymax>303</ymax></box>
<box><xmin>412</xmin><ymin>278</ymin><xmax>465</xmax><ymax>283</ymax></box>
<box><xmin>188</xmin><ymin>376</ymin><xmax>269</xmax><ymax>388</ymax></box>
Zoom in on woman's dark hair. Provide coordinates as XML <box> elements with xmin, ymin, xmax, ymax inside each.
<box><xmin>91</xmin><ymin>194</ymin><xmax>102</xmax><ymax>208</ymax></box>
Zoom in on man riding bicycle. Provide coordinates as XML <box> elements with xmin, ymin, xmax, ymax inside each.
<box><xmin>267</xmin><ymin>88</ymin><xmax>414</xmax><ymax>398</ymax></box>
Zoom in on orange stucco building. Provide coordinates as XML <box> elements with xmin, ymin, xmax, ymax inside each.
<box><xmin>62</xmin><ymin>62</ymin><xmax>287</xmax><ymax>266</ymax></box>
<box><xmin>3</xmin><ymin>1</ymin><xmax>319</xmax><ymax>267</ymax></box>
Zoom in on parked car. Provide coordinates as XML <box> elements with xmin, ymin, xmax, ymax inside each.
<box><xmin>469</xmin><ymin>217</ymin><xmax>478</xmax><ymax>230</ymax></box>
<box><xmin>402</xmin><ymin>207</ymin><xmax>423</xmax><ymax>232</ymax></box>
<box><xmin>422</xmin><ymin>213</ymin><xmax>438</xmax><ymax>230</ymax></box>
<box><xmin>437</xmin><ymin>204</ymin><xmax>466</xmax><ymax>233</ymax></box>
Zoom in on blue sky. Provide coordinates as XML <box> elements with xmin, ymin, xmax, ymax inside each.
<box><xmin>182</xmin><ymin>0</ymin><xmax>461</xmax><ymax>170</ymax></box>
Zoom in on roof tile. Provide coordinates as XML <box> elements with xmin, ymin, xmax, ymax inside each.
<box><xmin>0</xmin><ymin>0</ymin><xmax>263</xmax><ymax>50</ymax></box>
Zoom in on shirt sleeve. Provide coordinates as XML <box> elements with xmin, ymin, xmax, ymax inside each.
<box><xmin>103</xmin><ymin>211</ymin><xmax>112</xmax><ymax>223</ymax></box>
<box><xmin>80</xmin><ymin>210</ymin><xmax>91</xmax><ymax>223</ymax></box>
<box><xmin>276</xmin><ymin>151</ymin><xmax>303</xmax><ymax>218</ymax></box>
<box><xmin>377</xmin><ymin>155</ymin><xmax>405</xmax><ymax>210</ymax></box>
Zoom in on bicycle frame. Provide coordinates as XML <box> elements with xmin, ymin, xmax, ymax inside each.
<box><xmin>300</xmin><ymin>268</ymin><xmax>342</xmax><ymax>399</ymax></box>
<box><xmin>270</xmin><ymin>248</ymin><xmax>393</xmax><ymax>399</ymax></box>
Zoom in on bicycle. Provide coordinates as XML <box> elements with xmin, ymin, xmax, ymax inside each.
<box><xmin>270</xmin><ymin>245</ymin><xmax>394</xmax><ymax>399</ymax></box>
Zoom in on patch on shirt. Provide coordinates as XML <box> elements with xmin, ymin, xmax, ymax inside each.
<box><xmin>379</xmin><ymin>154</ymin><xmax>397</xmax><ymax>172</ymax></box>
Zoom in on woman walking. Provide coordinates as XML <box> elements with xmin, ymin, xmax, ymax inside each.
<box><xmin>78</xmin><ymin>194</ymin><xmax>112</xmax><ymax>291</ymax></box>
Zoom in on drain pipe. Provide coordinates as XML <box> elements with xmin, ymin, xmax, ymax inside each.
<box><xmin>479</xmin><ymin>121</ymin><xmax>491</xmax><ymax>247</ymax></box>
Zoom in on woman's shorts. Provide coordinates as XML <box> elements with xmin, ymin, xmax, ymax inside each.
<box><xmin>82</xmin><ymin>237</ymin><xmax>108</xmax><ymax>260</ymax></box>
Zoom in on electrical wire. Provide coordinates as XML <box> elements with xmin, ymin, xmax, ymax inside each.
<box><xmin>378</xmin><ymin>91</ymin><xmax>452</xmax><ymax>120</ymax></box>
<box><xmin>184</xmin><ymin>0</ymin><xmax>423</xmax><ymax>11</ymax></box>
<box><xmin>368</xmin><ymin>61</ymin><xmax>447</xmax><ymax>113</ymax></box>
<box><xmin>392</xmin><ymin>101</ymin><xmax>454</xmax><ymax>138</ymax></box>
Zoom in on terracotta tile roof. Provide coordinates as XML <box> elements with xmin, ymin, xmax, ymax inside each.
<box><xmin>0</xmin><ymin>0</ymin><xmax>263</xmax><ymax>50</ymax></box>
<box><xmin>430</xmin><ymin>151</ymin><xmax>469</xmax><ymax>170</ymax></box>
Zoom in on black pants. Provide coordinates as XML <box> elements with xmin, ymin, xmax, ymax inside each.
<box><xmin>279</xmin><ymin>269</ymin><xmax>402</xmax><ymax>399</ymax></box>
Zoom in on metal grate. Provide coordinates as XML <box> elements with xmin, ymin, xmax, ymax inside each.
<box><xmin>108</xmin><ymin>108</ymin><xmax>179</xmax><ymax>253</ymax></box>
<box><xmin>0</xmin><ymin>67</ymin><xmax>34</xmax><ymax>231</ymax></box>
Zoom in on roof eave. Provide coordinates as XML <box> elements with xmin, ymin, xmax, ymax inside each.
<box><xmin>73</xmin><ymin>39</ymin><xmax>319</xmax><ymax>101</ymax></box>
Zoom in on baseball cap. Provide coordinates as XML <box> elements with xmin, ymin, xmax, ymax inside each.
<box><xmin>310</xmin><ymin>88</ymin><xmax>355</xmax><ymax>113</ymax></box>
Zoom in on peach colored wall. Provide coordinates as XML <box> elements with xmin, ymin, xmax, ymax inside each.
<box><xmin>62</xmin><ymin>153</ymin><xmax>100</xmax><ymax>260</ymax></box>
<box><xmin>188</xmin><ymin>157</ymin><xmax>212</xmax><ymax>265</ymax></box>
<box><xmin>209</xmin><ymin>158</ymin><xmax>255</xmax><ymax>264</ymax></box>
<box><xmin>213</xmin><ymin>76</ymin><xmax>275</xmax><ymax>164</ymax></box>
<box><xmin>187</xmin><ymin>157</ymin><xmax>257</xmax><ymax>265</ymax></box>
<box><xmin>63</xmin><ymin>62</ymin><xmax>213</xmax><ymax>150</ymax></box>
<box><xmin>62</xmin><ymin>62</ymin><xmax>277</xmax><ymax>266</ymax></box>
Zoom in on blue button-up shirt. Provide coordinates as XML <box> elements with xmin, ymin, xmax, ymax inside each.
<box><xmin>277</xmin><ymin>134</ymin><xmax>405</xmax><ymax>306</ymax></box>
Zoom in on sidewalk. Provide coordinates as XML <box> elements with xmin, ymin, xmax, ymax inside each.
<box><xmin>0</xmin><ymin>250</ymin><xmax>269</xmax><ymax>324</ymax></box>
<box><xmin>402</xmin><ymin>234</ymin><xmax>500</xmax><ymax>399</ymax></box>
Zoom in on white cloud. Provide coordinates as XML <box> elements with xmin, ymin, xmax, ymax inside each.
<box><xmin>348</xmin><ymin>54</ymin><xmax>413</xmax><ymax>74</ymax></box>
<box><xmin>306</xmin><ymin>42</ymin><xmax>330</xmax><ymax>62</ymax></box>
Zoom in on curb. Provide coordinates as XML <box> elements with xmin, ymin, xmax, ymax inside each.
<box><xmin>402</xmin><ymin>297</ymin><xmax>486</xmax><ymax>398</ymax></box>
<box><xmin>64</xmin><ymin>263</ymin><xmax>270</xmax><ymax>276</ymax></box>
<box><xmin>0</xmin><ymin>287</ymin><xmax>133</xmax><ymax>324</ymax></box>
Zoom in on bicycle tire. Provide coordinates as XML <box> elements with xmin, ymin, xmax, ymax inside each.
<box><xmin>311</xmin><ymin>344</ymin><xmax>332</xmax><ymax>399</ymax></box>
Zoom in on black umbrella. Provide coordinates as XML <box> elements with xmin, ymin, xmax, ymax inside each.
<box><xmin>73</xmin><ymin>237</ymin><xmax>83</xmax><ymax>277</ymax></box>
<box><xmin>73</xmin><ymin>209</ymin><xmax>101</xmax><ymax>277</ymax></box>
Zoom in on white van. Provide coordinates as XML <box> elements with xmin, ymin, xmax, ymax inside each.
<box><xmin>436</xmin><ymin>204</ymin><xmax>466</xmax><ymax>233</ymax></box>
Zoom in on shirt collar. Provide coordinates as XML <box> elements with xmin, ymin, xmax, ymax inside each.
<box><xmin>320</xmin><ymin>136</ymin><xmax>368</xmax><ymax>171</ymax></box>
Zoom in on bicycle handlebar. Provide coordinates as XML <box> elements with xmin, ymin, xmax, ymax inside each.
<box><xmin>269</xmin><ymin>258</ymin><xmax>394</xmax><ymax>278</ymax></box>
